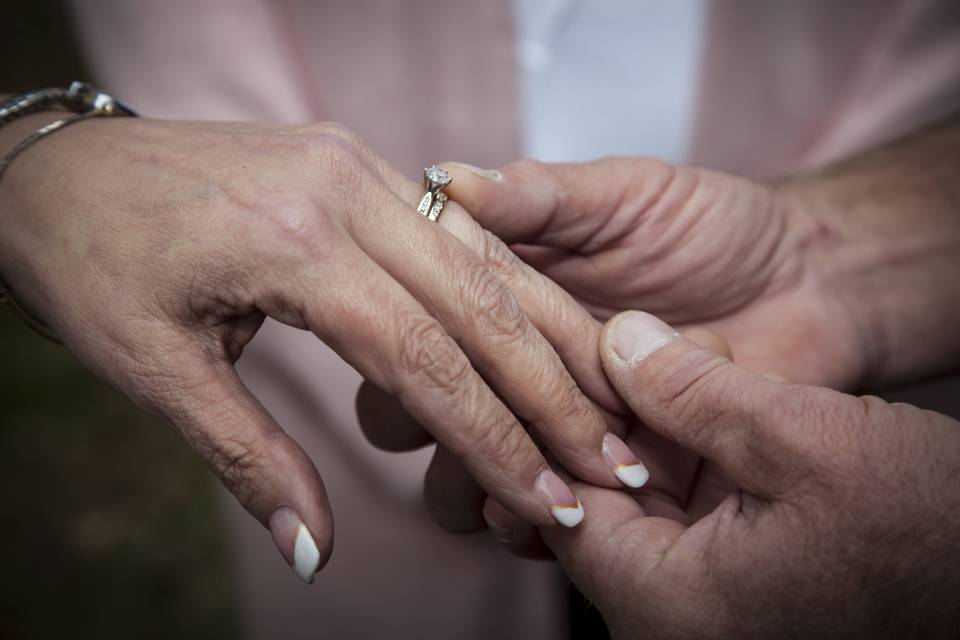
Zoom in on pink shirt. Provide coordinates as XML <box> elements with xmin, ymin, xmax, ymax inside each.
<box><xmin>66</xmin><ymin>2</ymin><xmax>960</xmax><ymax>638</ymax></box>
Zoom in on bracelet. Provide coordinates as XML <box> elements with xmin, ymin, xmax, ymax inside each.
<box><xmin>0</xmin><ymin>81</ymin><xmax>137</xmax><ymax>344</ymax></box>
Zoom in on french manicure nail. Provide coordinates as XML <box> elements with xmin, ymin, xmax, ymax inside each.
<box><xmin>602</xmin><ymin>433</ymin><xmax>650</xmax><ymax>488</ymax></box>
<box><xmin>612</xmin><ymin>311</ymin><xmax>680</xmax><ymax>363</ymax></box>
<box><xmin>536</xmin><ymin>469</ymin><xmax>584</xmax><ymax>527</ymax></box>
<box><xmin>444</xmin><ymin>161</ymin><xmax>503</xmax><ymax>180</ymax></box>
<box><xmin>269</xmin><ymin>507</ymin><xmax>320</xmax><ymax>584</ymax></box>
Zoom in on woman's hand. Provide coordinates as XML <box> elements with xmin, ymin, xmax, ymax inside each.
<box><xmin>0</xmin><ymin>117</ymin><xmax>635</xmax><ymax>581</ymax></box>
<box><xmin>500</xmin><ymin>311</ymin><xmax>960</xmax><ymax>638</ymax></box>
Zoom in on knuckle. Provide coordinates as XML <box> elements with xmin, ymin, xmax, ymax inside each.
<box><xmin>653</xmin><ymin>349</ymin><xmax>732</xmax><ymax>428</ymax></box>
<box><xmin>551</xmin><ymin>375</ymin><xmax>599</xmax><ymax>433</ymax></box>
<box><xmin>313</xmin><ymin>121</ymin><xmax>365</xmax><ymax>148</ymax></box>
<box><xmin>647</xmin><ymin>350</ymin><xmax>767</xmax><ymax>456</ymax></box>
<box><xmin>543</xmin><ymin>283</ymin><xmax>595</xmax><ymax>346</ymax></box>
<box><xmin>256</xmin><ymin>191</ymin><xmax>322</xmax><ymax>247</ymax></box>
<box><xmin>461</xmin><ymin>264</ymin><xmax>529</xmax><ymax>342</ymax></box>
<box><xmin>198</xmin><ymin>431</ymin><xmax>266</xmax><ymax>509</ymax></box>
<box><xmin>306</xmin><ymin>132</ymin><xmax>368</xmax><ymax>193</ymax></box>
<box><xmin>527</xmin><ymin>359</ymin><xmax>594</xmax><ymax>429</ymax></box>
<box><xmin>469</xmin><ymin>413</ymin><xmax>534</xmax><ymax>468</ymax></box>
<box><xmin>479</xmin><ymin>230</ymin><xmax>525</xmax><ymax>283</ymax></box>
<box><xmin>398</xmin><ymin>315</ymin><xmax>472</xmax><ymax>393</ymax></box>
<box><xmin>247</xmin><ymin>191</ymin><xmax>343</xmax><ymax>275</ymax></box>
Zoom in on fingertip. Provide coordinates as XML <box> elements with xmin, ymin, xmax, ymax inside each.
<box><xmin>438</xmin><ymin>159</ymin><xmax>548</xmax><ymax>242</ymax></box>
<box><xmin>600</xmin><ymin>311</ymin><xmax>681</xmax><ymax>371</ymax></box>
<box><xmin>269</xmin><ymin>507</ymin><xmax>325</xmax><ymax>584</ymax></box>
<box><xmin>440</xmin><ymin>161</ymin><xmax>503</xmax><ymax>182</ymax></box>
<box><xmin>440</xmin><ymin>161</ymin><xmax>505</xmax><ymax>212</ymax></box>
<box><xmin>536</xmin><ymin>468</ymin><xmax>585</xmax><ymax>528</ymax></box>
<box><xmin>538</xmin><ymin>483</ymin><xmax>646</xmax><ymax>550</ymax></box>
<box><xmin>151</xmin><ymin>355</ymin><xmax>335</xmax><ymax>583</ymax></box>
<box><xmin>602</xmin><ymin>433</ymin><xmax>650</xmax><ymax>489</ymax></box>
<box><xmin>261</xmin><ymin>435</ymin><xmax>335</xmax><ymax>580</ymax></box>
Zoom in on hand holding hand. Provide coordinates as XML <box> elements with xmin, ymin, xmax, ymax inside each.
<box><xmin>365</xmin><ymin>154</ymin><xmax>834</xmax><ymax>535</ymax></box>
<box><xmin>442</xmin><ymin>158</ymin><xmax>869</xmax><ymax>389</ymax></box>
<box><xmin>533</xmin><ymin>311</ymin><xmax>960</xmax><ymax>638</ymax></box>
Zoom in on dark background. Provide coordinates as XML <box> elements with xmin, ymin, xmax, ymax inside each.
<box><xmin>0</xmin><ymin>2</ymin><xmax>239</xmax><ymax>638</ymax></box>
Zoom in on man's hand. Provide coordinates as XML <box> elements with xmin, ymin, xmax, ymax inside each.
<box><xmin>511</xmin><ymin>311</ymin><xmax>960</xmax><ymax>638</ymax></box>
<box><xmin>440</xmin><ymin>145</ymin><xmax>960</xmax><ymax>391</ymax></box>
<box><xmin>0</xmin><ymin>117</ymin><xmax>640</xmax><ymax>581</ymax></box>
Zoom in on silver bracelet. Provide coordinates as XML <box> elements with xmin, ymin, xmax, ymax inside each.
<box><xmin>0</xmin><ymin>81</ymin><xmax>137</xmax><ymax>343</ymax></box>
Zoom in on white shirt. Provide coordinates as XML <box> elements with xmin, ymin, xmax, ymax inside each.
<box><xmin>513</xmin><ymin>0</ymin><xmax>706</xmax><ymax>162</ymax></box>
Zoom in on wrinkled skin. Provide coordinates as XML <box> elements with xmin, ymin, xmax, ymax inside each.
<box><xmin>0</xmin><ymin>117</ymin><xmax>639</xmax><ymax>574</ymax></box>
<box><xmin>538</xmin><ymin>311</ymin><xmax>960</xmax><ymax>640</ymax></box>
<box><xmin>360</xmin><ymin>157</ymin><xmax>960</xmax><ymax>640</ymax></box>
<box><xmin>444</xmin><ymin>157</ymin><xmax>870</xmax><ymax>390</ymax></box>
<box><xmin>362</xmin><ymin>157</ymin><xmax>869</xmax><ymax>533</ymax></box>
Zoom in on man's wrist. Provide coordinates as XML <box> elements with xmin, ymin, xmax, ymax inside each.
<box><xmin>781</xmin><ymin>120</ymin><xmax>960</xmax><ymax>388</ymax></box>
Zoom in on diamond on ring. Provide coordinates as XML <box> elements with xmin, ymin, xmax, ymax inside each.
<box><xmin>417</xmin><ymin>165</ymin><xmax>452</xmax><ymax>222</ymax></box>
<box><xmin>424</xmin><ymin>165</ymin><xmax>451</xmax><ymax>189</ymax></box>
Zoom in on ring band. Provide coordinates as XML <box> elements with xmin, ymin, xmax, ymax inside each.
<box><xmin>417</xmin><ymin>165</ymin><xmax>452</xmax><ymax>222</ymax></box>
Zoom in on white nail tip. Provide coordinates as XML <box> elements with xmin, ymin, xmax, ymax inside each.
<box><xmin>293</xmin><ymin>524</ymin><xmax>320</xmax><ymax>583</ymax></box>
<box><xmin>551</xmin><ymin>501</ymin><xmax>585</xmax><ymax>528</ymax></box>
<box><xmin>614</xmin><ymin>463</ymin><xmax>650</xmax><ymax>488</ymax></box>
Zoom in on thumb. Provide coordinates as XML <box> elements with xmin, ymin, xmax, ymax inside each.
<box><xmin>600</xmin><ymin>311</ymin><xmax>806</xmax><ymax>496</ymax></box>
<box><xmin>137</xmin><ymin>348</ymin><xmax>333</xmax><ymax>583</ymax></box>
<box><xmin>440</xmin><ymin>158</ymin><xmax>675</xmax><ymax>249</ymax></box>
<box><xmin>539</xmin><ymin>483</ymin><xmax>684</xmax><ymax>630</ymax></box>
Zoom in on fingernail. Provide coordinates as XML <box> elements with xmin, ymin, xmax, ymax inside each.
<box><xmin>444</xmin><ymin>161</ymin><xmax>502</xmax><ymax>180</ymax></box>
<box><xmin>536</xmin><ymin>469</ymin><xmax>584</xmax><ymax>527</ymax></box>
<box><xmin>602</xmin><ymin>433</ymin><xmax>649</xmax><ymax>488</ymax></box>
<box><xmin>269</xmin><ymin>507</ymin><xmax>320</xmax><ymax>584</ymax></box>
<box><xmin>611</xmin><ymin>311</ymin><xmax>680</xmax><ymax>363</ymax></box>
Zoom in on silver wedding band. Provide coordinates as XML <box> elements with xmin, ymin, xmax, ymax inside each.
<box><xmin>417</xmin><ymin>165</ymin><xmax>452</xmax><ymax>222</ymax></box>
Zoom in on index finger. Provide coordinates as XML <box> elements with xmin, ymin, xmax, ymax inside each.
<box><xmin>440</xmin><ymin>158</ymin><xmax>675</xmax><ymax>248</ymax></box>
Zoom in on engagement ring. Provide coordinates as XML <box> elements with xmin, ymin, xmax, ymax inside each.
<box><xmin>417</xmin><ymin>165</ymin><xmax>452</xmax><ymax>222</ymax></box>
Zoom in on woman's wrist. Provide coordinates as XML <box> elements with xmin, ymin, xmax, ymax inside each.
<box><xmin>0</xmin><ymin>108</ymin><xmax>69</xmax><ymax>157</ymax></box>
<box><xmin>0</xmin><ymin>106</ymin><xmax>76</xmax><ymax>228</ymax></box>
<box><xmin>0</xmin><ymin>102</ymin><xmax>88</xmax><ymax>333</ymax></box>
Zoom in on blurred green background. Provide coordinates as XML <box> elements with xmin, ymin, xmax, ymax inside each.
<box><xmin>0</xmin><ymin>2</ymin><xmax>239</xmax><ymax>637</ymax></box>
